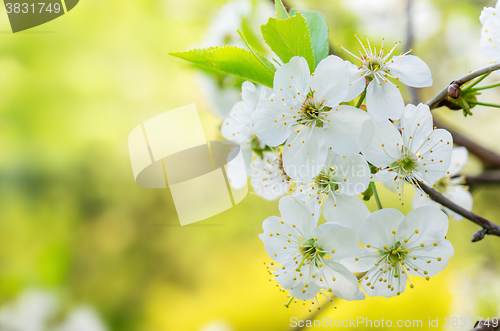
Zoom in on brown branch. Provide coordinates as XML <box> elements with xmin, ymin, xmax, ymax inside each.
<box><xmin>471</xmin><ymin>320</ymin><xmax>500</xmax><ymax>331</ymax></box>
<box><xmin>466</xmin><ymin>171</ymin><xmax>500</xmax><ymax>187</ymax></box>
<box><xmin>433</xmin><ymin>117</ymin><xmax>500</xmax><ymax>170</ymax></box>
<box><xmin>419</xmin><ymin>183</ymin><xmax>500</xmax><ymax>241</ymax></box>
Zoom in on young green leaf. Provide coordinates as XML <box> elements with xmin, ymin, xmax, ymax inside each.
<box><xmin>290</xmin><ymin>10</ymin><xmax>329</xmax><ymax>66</ymax></box>
<box><xmin>170</xmin><ymin>46</ymin><xmax>275</xmax><ymax>88</ymax></box>
<box><xmin>275</xmin><ymin>0</ymin><xmax>289</xmax><ymax>19</ymax></box>
<box><xmin>237</xmin><ymin>30</ymin><xmax>276</xmax><ymax>74</ymax></box>
<box><xmin>261</xmin><ymin>13</ymin><xmax>315</xmax><ymax>72</ymax></box>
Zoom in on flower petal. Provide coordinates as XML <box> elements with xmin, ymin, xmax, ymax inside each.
<box><xmin>227</xmin><ymin>143</ymin><xmax>251</xmax><ymax>189</ymax></box>
<box><xmin>260</xmin><ymin>216</ymin><xmax>300</xmax><ymax>265</ymax></box>
<box><xmin>366</xmin><ymin>80</ymin><xmax>405</xmax><ymax>122</ymax></box>
<box><xmin>221</xmin><ymin>101</ymin><xmax>254</xmax><ymax>143</ymax></box>
<box><xmin>343</xmin><ymin>60</ymin><xmax>367</xmax><ymax>102</ymax></box>
<box><xmin>310</xmin><ymin>223</ymin><xmax>360</xmax><ymax>260</ymax></box>
<box><xmin>282</xmin><ymin>126</ymin><xmax>328</xmax><ymax>180</ymax></box>
<box><xmin>252</xmin><ymin>97</ymin><xmax>293</xmax><ymax>146</ymax></box>
<box><xmin>250</xmin><ymin>152</ymin><xmax>289</xmax><ymax>201</ymax></box>
<box><xmin>274</xmin><ymin>56</ymin><xmax>310</xmax><ymax>104</ymax></box>
<box><xmin>443</xmin><ymin>187</ymin><xmax>473</xmax><ymax>221</ymax></box>
<box><xmin>310</xmin><ymin>55</ymin><xmax>350</xmax><ymax>107</ymax></box>
<box><xmin>329</xmin><ymin>153</ymin><xmax>370</xmax><ymax>195</ymax></box>
<box><xmin>416</xmin><ymin>129</ymin><xmax>453</xmax><ymax>183</ymax></box>
<box><xmin>317</xmin><ymin>260</ymin><xmax>362</xmax><ymax>300</ymax></box>
<box><xmin>323</xmin><ymin>193</ymin><xmax>370</xmax><ymax>235</ymax></box>
<box><xmin>407</xmin><ymin>239</ymin><xmax>454</xmax><ymax>277</ymax></box>
<box><xmin>396</xmin><ymin>206</ymin><xmax>449</xmax><ymax>248</ymax></box>
<box><xmin>361</xmin><ymin>267</ymin><xmax>408</xmax><ymax>298</ymax></box>
<box><xmin>358</xmin><ymin>119</ymin><xmax>402</xmax><ymax>168</ymax></box>
<box><xmin>359</xmin><ymin>209</ymin><xmax>405</xmax><ymax>248</ymax></box>
<box><xmin>481</xmin><ymin>18</ymin><xmax>500</xmax><ymax>60</ymax></box>
<box><xmin>323</xmin><ymin>105</ymin><xmax>372</xmax><ymax>155</ymax></box>
<box><xmin>386</xmin><ymin>55</ymin><xmax>432</xmax><ymax>87</ymax></box>
<box><xmin>278</xmin><ymin>195</ymin><xmax>318</xmax><ymax>235</ymax></box>
<box><xmin>412</xmin><ymin>190</ymin><xmax>442</xmax><ymax>211</ymax></box>
<box><xmin>400</xmin><ymin>103</ymin><xmax>433</xmax><ymax>154</ymax></box>
<box><xmin>447</xmin><ymin>147</ymin><xmax>468</xmax><ymax>177</ymax></box>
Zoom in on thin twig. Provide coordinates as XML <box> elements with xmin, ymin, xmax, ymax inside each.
<box><xmin>466</xmin><ymin>171</ymin><xmax>500</xmax><ymax>187</ymax></box>
<box><xmin>426</xmin><ymin>62</ymin><xmax>500</xmax><ymax>110</ymax></box>
<box><xmin>419</xmin><ymin>183</ymin><xmax>500</xmax><ymax>241</ymax></box>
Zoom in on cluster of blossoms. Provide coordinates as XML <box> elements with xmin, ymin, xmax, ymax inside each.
<box><xmin>187</xmin><ymin>0</ymin><xmax>500</xmax><ymax>310</ymax></box>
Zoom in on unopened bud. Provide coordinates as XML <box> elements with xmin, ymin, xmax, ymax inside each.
<box><xmin>447</xmin><ymin>82</ymin><xmax>461</xmax><ymax>99</ymax></box>
<box><xmin>471</xmin><ymin>229</ymin><xmax>487</xmax><ymax>242</ymax></box>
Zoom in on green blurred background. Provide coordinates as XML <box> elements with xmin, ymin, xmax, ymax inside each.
<box><xmin>0</xmin><ymin>0</ymin><xmax>499</xmax><ymax>330</ymax></box>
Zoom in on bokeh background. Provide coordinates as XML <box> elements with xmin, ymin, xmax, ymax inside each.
<box><xmin>0</xmin><ymin>0</ymin><xmax>499</xmax><ymax>330</ymax></box>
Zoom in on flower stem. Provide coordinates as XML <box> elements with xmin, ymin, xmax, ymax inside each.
<box><xmin>466</xmin><ymin>81</ymin><xmax>500</xmax><ymax>92</ymax></box>
<box><xmin>370</xmin><ymin>181</ymin><xmax>383</xmax><ymax>210</ymax></box>
<box><xmin>355</xmin><ymin>87</ymin><xmax>367</xmax><ymax>109</ymax></box>
<box><xmin>462</xmin><ymin>72</ymin><xmax>491</xmax><ymax>91</ymax></box>
<box><xmin>467</xmin><ymin>100</ymin><xmax>500</xmax><ymax>109</ymax></box>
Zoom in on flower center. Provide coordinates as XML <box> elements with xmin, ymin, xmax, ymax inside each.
<box><xmin>299</xmin><ymin>92</ymin><xmax>331</xmax><ymax>128</ymax></box>
<box><xmin>379</xmin><ymin>241</ymin><xmax>408</xmax><ymax>278</ymax></box>
<box><xmin>296</xmin><ymin>238</ymin><xmax>325</xmax><ymax>271</ymax></box>
<box><xmin>314</xmin><ymin>167</ymin><xmax>339</xmax><ymax>194</ymax></box>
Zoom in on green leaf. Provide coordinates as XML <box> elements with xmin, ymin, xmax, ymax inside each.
<box><xmin>170</xmin><ymin>46</ymin><xmax>275</xmax><ymax>88</ymax></box>
<box><xmin>290</xmin><ymin>10</ymin><xmax>329</xmax><ymax>66</ymax></box>
<box><xmin>237</xmin><ymin>30</ymin><xmax>276</xmax><ymax>74</ymax></box>
<box><xmin>261</xmin><ymin>13</ymin><xmax>315</xmax><ymax>72</ymax></box>
<box><xmin>275</xmin><ymin>0</ymin><xmax>289</xmax><ymax>19</ymax></box>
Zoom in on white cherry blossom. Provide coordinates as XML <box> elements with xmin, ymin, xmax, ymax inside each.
<box><xmin>252</xmin><ymin>56</ymin><xmax>371</xmax><ymax>180</ymax></box>
<box><xmin>250</xmin><ymin>151</ymin><xmax>290</xmax><ymax>201</ymax></box>
<box><xmin>343</xmin><ymin>207</ymin><xmax>454</xmax><ymax>298</ymax></box>
<box><xmin>413</xmin><ymin>147</ymin><xmax>473</xmax><ymax>221</ymax></box>
<box><xmin>358</xmin><ymin>103</ymin><xmax>453</xmax><ymax>202</ymax></box>
<box><xmin>222</xmin><ymin>82</ymin><xmax>273</xmax><ymax>189</ymax></box>
<box><xmin>292</xmin><ymin>151</ymin><xmax>370</xmax><ymax>233</ymax></box>
<box><xmin>480</xmin><ymin>1</ymin><xmax>500</xmax><ymax>61</ymax></box>
<box><xmin>341</xmin><ymin>36</ymin><xmax>432</xmax><ymax>122</ymax></box>
<box><xmin>260</xmin><ymin>196</ymin><xmax>364</xmax><ymax>309</ymax></box>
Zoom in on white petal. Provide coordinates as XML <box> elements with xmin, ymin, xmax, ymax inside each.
<box><xmin>260</xmin><ymin>216</ymin><xmax>300</xmax><ymax>265</ymax></box>
<box><xmin>310</xmin><ymin>223</ymin><xmax>360</xmax><ymax>260</ymax></box>
<box><xmin>252</xmin><ymin>97</ymin><xmax>293</xmax><ymax>146</ymax></box>
<box><xmin>447</xmin><ymin>147</ymin><xmax>468</xmax><ymax>177</ymax></box>
<box><xmin>361</xmin><ymin>267</ymin><xmax>408</xmax><ymax>298</ymax></box>
<box><xmin>250</xmin><ymin>152</ymin><xmax>289</xmax><ymax>201</ymax></box>
<box><xmin>358</xmin><ymin>119</ymin><xmax>401</xmax><ymax>168</ymax></box>
<box><xmin>318</xmin><ymin>260</ymin><xmax>362</xmax><ymax>300</ymax></box>
<box><xmin>386</xmin><ymin>55</ymin><xmax>432</xmax><ymax>87</ymax></box>
<box><xmin>282</xmin><ymin>127</ymin><xmax>328</xmax><ymax>180</ymax></box>
<box><xmin>341</xmin><ymin>249</ymin><xmax>380</xmax><ymax>273</ymax></box>
<box><xmin>443</xmin><ymin>187</ymin><xmax>473</xmax><ymax>221</ymax></box>
<box><xmin>416</xmin><ymin>129</ymin><xmax>453</xmax><ymax>183</ymax></box>
<box><xmin>278</xmin><ymin>196</ymin><xmax>318</xmax><ymax>235</ymax></box>
<box><xmin>310</xmin><ymin>55</ymin><xmax>350</xmax><ymax>107</ymax></box>
<box><xmin>358</xmin><ymin>209</ymin><xmax>405</xmax><ymax>248</ymax></box>
<box><xmin>275</xmin><ymin>265</ymin><xmax>322</xmax><ymax>300</ymax></box>
<box><xmin>480</xmin><ymin>6</ymin><xmax>497</xmax><ymax>25</ymax></box>
<box><xmin>323</xmin><ymin>105</ymin><xmax>372</xmax><ymax>155</ymax></box>
<box><xmin>227</xmin><ymin>144</ymin><xmax>251</xmax><ymax>189</ymax></box>
<box><xmin>291</xmin><ymin>184</ymin><xmax>322</xmax><ymax>221</ymax></box>
<box><xmin>343</xmin><ymin>61</ymin><xmax>367</xmax><ymax>102</ymax></box>
<box><xmin>329</xmin><ymin>153</ymin><xmax>370</xmax><ymax>195</ymax></box>
<box><xmin>401</xmin><ymin>103</ymin><xmax>433</xmax><ymax>154</ymax></box>
<box><xmin>323</xmin><ymin>194</ymin><xmax>370</xmax><ymax>235</ymax></box>
<box><xmin>481</xmin><ymin>18</ymin><xmax>500</xmax><ymax>60</ymax></box>
<box><xmin>221</xmin><ymin>101</ymin><xmax>253</xmax><ymax>143</ymax></box>
<box><xmin>407</xmin><ymin>239</ymin><xmax>454</xmax><ymax>277</ymax></box>
<box><xmin>274</xmin><ymin>56</ymin><xmax>310</xmax><ymax>104</ymax></box>
<box><xmin>396</xmin><ymin>206</ymin><xmax>449</xmax><ymax>248</ymax></box>
<box><xmin>366</xmin><ymin>80</ymin><xmax>405</xmax><ymax>122</ymax></box>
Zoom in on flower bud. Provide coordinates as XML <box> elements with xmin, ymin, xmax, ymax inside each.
<box><xmin>447</xmin><ymin>82</ymin><xmax>461</xmax><ymax>99</ymax></box>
